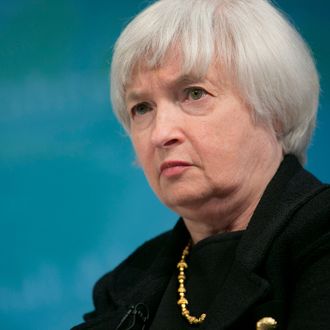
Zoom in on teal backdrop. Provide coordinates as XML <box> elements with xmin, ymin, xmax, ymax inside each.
<box><xmin>0</xmin><ymin>1</ymin><xmax>329</xmax><ymax>329</ymax></box>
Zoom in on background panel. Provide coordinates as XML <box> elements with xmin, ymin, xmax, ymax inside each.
<box><xmin>0</xmin><ymin>1</ymin><xmax>329</xmax><ymax>329</ymax></box>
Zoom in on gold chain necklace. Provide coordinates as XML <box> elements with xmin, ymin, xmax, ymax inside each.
<box><xmin>177</xmin><ymin>241</ymin><xmax>207</xmax><ymax>325</ymax></box>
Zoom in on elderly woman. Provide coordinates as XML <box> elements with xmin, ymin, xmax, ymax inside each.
<box><xmin>73</xmin><ymin>0</ymin><xmax>330</xmax><ymax>329</ymax></box>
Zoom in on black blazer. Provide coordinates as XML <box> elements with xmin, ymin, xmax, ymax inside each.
<box><xmin>72</xmin><ymin>155</ymin><xmax>330</xmax><ymax>329</ymax></box>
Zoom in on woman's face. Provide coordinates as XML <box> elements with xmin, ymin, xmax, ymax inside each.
<box><xmin>125</xmin><ymin>56</ymin><xmax>282</xmax><ymax>214</ymax></box>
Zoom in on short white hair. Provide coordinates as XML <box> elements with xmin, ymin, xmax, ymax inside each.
<box><xmin>110</xmin><ymin>0</ymin><xmax>319</xmax><ymax>164</ymax></box>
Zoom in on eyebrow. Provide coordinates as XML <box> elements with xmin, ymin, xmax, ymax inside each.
<box><xmin>173</xmin><ymin>74</ymin><xmax>205</xmax><ymax>86</ymax></box>
<box><xmin>125</xmin><ymin>73</ymin><xmax>206</xmax><ymax>103</ymax></box>
<box><xmin>126</xmin><ymin>91</ymin><xmax>144</xmax><ymax>103</ymax></box>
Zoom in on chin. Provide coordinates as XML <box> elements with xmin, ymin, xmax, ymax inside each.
<box><xmin>159</xmin><ymin>189</ymin><xmax>211</xmax><ymax>211</ymax></box>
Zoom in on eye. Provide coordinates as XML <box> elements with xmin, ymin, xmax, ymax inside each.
<box><xmin>131</xmin><ymin>102</ymin><xmax>152</xmax><ymax>117</ymax></box>
<box><xmin>185</xmin><ymin>87</ymin><xmax>206</xmax><ymax>101</ymax></box>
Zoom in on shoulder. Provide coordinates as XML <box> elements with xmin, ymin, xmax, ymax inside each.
<box><xmin>263</xmin><ymin>174</ymin><xmax>330</xmax><ymax>280</ymax></box>
<box><xmin>238</xmin><ymin>157</ymin><xmax>330</xmax><ymax>272</ymax></box>
<box><xmin>281</xmin><ymin>182</ymin><xmax>330</xmax><ymax>259</ymax></box>
<box><xmin>93</xmin><ymin>231</ymin><xmax>171</xmax><ymax>312</ymax></box>
<box><xmin>264</xmin><ymin>156</ymin><xmax>330</xmax><ymax>250</ymax></box>
<box><xmin>280</xmin><ymin>184</ymin><xmax>330</xmax><ymax>328</ymax></box>
<box><xmin>81</xmin><ymin>219</ymin><xmax>189</xmax><ymax>324</ymax></box>
<box><xmin>75</xmin><ymin>228</ymin><xmax>178</xmax><ymax>326</ymax></box>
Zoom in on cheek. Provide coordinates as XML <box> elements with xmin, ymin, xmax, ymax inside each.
<box><xmin>195</xmin><ymin>115</ymin><xmax>255</xmax><ymax>172</ymax></box>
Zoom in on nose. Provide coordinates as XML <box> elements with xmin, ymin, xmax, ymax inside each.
<box><xmin>150</xmin><ymin>102</ymin><xmax>184</xmax><ymax>149</ymax></box>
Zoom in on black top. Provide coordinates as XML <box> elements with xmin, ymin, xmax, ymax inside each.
<box><xmin>71</xmin><ymin>155</ymin><xmax>330</xmax><ymax>330</ymax></box>
<box><xmin>151</xmin><ymin>231</ymin><xmax>243</xmax><ymax>329</ymax></box>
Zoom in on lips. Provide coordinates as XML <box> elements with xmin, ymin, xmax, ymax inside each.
<box><xmin>160</xmin><ymin>160</ymin><xmax>192</xmax><ymax>177</ymax></box>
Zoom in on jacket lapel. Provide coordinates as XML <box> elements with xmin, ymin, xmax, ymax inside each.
<box><xmin>200</xmin><ymin>261</ymin><xmax>270</xmax><ymax>329</ymax></box>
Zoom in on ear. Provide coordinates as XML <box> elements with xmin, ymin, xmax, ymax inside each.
<box><xmin>272</xmin><ymin>117</ymin><xmax>284</xmax><ymax>140</ymax></box>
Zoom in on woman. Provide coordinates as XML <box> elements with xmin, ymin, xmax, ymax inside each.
<box><xmin>73</xmin><ymin>0</ymin><xmax>330</xmax><ymax>329</ymax></box>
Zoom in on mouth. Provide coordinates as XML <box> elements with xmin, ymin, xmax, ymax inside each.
<box><xmin>160</xmin><ymin>160</ymin><xmax>192</xmax><ymax>177</ymax></box>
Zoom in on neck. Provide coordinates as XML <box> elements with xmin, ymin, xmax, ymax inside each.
<box><xmin>182</xmin><ymin>194</ymin><xmax>260</xmax><ymax>244</ymax></box>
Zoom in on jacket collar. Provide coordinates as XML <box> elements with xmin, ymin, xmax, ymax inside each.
<box><xmin>238</xmin><ymin>154</ymin><xmax>324</xmax><ymax>271</ymax></box>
